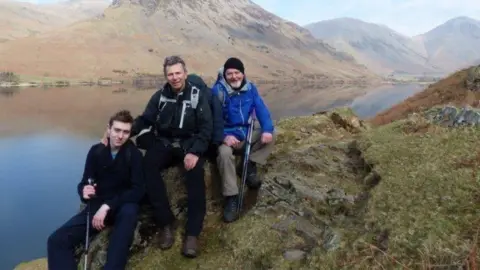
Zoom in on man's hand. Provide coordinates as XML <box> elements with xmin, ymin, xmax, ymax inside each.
<box><xmin>184</xmin><ymin>153</ymin><xmax>199</xmax><ymax>171</ymax></box>
<box><xmin>100</xmin><ymin>129</ymin><xmax>108</xmax><ymax>146</ymax></box>
<box><xmin>261</xmin><ymin>132</ymin><xmax>273</xmax><ymax>144</ymax></box>
<box><xmin>223</xmin><ymin>135</ymin><xmax>240</xmax><ymax>147</ymax></box>
<box><xmin>92</xmin><ymin>204</ymin><xmax>110</xmax><ymax>231</ymax></box>
<box><xmin>82</xmin><ymin>184</ymin><xmax>97</xmax><ymax>200</ymax></box>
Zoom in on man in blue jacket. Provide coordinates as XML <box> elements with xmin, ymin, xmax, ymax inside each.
<box><xmin>47</xmin><ymin>110</ymin><xmax>145</xmax><ymax>270</ymax></box>
<box><xmin>211</xmin><ymin>57</ymin><xmax>276</xmax><ymax>223</ymax></box>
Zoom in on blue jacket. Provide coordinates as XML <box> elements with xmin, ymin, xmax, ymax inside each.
<box><xmin>211</xmin><ymin>67</ymin><xmax>274</xmax><ymax>141</ymax></box>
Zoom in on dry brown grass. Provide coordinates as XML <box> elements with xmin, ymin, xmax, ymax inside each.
<box><xmin>370</xmin><ymin>67</ymin><xmax>480</xmax><ymax>126</ymax></box>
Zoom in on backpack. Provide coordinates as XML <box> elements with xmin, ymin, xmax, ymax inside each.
<box><xmin>187</xmin><ymin>73</ymin><xmax>224</xmax><ymax>106</ymax></box>
<box><xmin>217</xmin><ymin>89</ymin><xmax>225</xmax><ymax>106</ymax></box>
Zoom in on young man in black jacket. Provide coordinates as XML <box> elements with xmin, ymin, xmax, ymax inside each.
<box><xmin>131</xmin><ymin>56</ymin><xmax>213</xmax><ymax>258</ymax></box>
<box><xmin>47</xmin><ymin>110</ymin><xmax>145</xmax><ymax>270</ymax></box>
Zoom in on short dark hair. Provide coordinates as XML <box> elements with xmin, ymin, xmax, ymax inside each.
<box><xmin>163</xmin><ymin>55</ymin><xmax>187</xmax><ymax>76</ymax></box>
<box><xmin>108</xmin><ymin>109</ymin><xmax>134</xmax><ymax>126</ymax></box>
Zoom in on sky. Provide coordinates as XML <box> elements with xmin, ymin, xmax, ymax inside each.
<box><xmin>21</xmin><ymin>0</ymin><xmax>480</xmax><ymax>36</ymax></box>
<box><xmin>253</xmin><ymin>0</ymin><xmax>480</xmax><ymax>36</ymax></box>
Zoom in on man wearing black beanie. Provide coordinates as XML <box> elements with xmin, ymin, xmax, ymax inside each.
<box><xmin>211</xmin><ymin>57</ymin><xmax>276</xmax><ymax>223</ymax></box>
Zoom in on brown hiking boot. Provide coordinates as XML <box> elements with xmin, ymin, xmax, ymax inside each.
<box><xmin>182</xmin><ymin>236</ymin><xmax>199</xmax><ymax>258</ymax></box>
<box><xmin>159</xmin><ymin>225</ymin><xmax>175</xmax><ymax>250</ymax></box>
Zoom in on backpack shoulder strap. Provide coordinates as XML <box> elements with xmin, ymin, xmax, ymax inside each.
<box><xmin>190</xmin><ymin>85</ymin><xmax>200</xmax><ymax>109</ymax></box>
<box><xmin>156</xmin><ymin>87</ymin><xmax>177</xmax><ymax>120</ymax></box>
<box><xmin>157</xmin><ymin>87</ymin><xmax>165</xmax><ymax>110</ymax></box>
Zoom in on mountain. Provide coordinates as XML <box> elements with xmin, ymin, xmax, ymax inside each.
<box><xmin>304</xmin><ymin>17</ymin><xmax>440</xmax><ymax>75</ymax></box>
<box><xmin>304</xmin><ymin>16</ymin><xmax>480</xmax><ymax>76</ymax></box>
<box><xmin>414</xmin><ymin>16</ymin><xmax>480</xmax><ymax>71</ymax></box>
<box><xmin>0</xmin><ymin>0</ymin><xmax>109</xmax><ymax>42</ymax></box>
<box><xmin>0</xmin><ymin>0</ymin><xmax>376</xmax><ymax>82</ymax></box>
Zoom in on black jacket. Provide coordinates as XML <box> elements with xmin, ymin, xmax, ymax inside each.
<box><xmin>76</xmin><ymin>140</ymin><xmax>145</xmax><ymax>212</ymax></box>
<box><xmin>132</xmin><ymin>81</ymin><xmax>213</xmax><ymax>155</ymax></box>
<box><xmin>187</xmin><ymin>74</ymin><xmax>224</xmax><ymax>145</ymax></box>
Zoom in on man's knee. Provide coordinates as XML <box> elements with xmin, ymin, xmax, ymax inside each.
<box><xmin>47</xmin><ymin>229</ymin><xmax>67</xmax><ymax>250</ymax></box>
<box><xmin>144</xmin><ymin>143</ymin><xmax>168</xmax><ymax>166</ymax></box>
<box><xmin>217</xmin><ymin>145</ymin><xmax>233</xmax><ymax>160</ymax></box>
<box><xmin>117</xmin><ymin>203</ymin><xmax>139</xmax><ymax>219</ymax></box>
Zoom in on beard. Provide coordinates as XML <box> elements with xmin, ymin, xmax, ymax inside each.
<box><xmin>229</xmin><ymin>80</ymin><xmax>242</xmax><ymax>89</ymax></box>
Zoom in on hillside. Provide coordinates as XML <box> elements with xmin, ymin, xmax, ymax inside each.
<box><xmin>414</xmin><ymin>16</ymin><xmax>480</xmax><ymax>72</ymax></box>
<box><xmin>370</xmin><ymin>66</ymin><xmax>479</xmax><ymax>125</ymax></box>
<box><xmin>15</xmin><ymin>105</ymin><xmax>480</xmax><ymax>269</ymax></box>
<box><xmin>304</xmin><ymin>18</ymin><xmax>440</xmax><ymax>75</ymax></box>
<box><xmin>0</xmin><ymin>0</ymin><xmax>109</xmax><ymax>42</ymax></box>
<box><xmin>0</xmin><ymin>0</ymin><xmax>376</xmax><ymax>82</ymax></box>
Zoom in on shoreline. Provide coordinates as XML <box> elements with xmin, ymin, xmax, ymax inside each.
<box><xmin>0</xmin><ymin>78</ymin><xmax>435</xmax><ymax>89</ymax></box>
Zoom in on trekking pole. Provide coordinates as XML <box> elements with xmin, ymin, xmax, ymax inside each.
<box><xmin>237</xmin><ymin>115</ymin><xmax>256</xmax><ymax>215</ymax></box>
<box><xmin>84</xmin><ymin>178</ymin><xmax>94</xmax><ymax>270</ymax></box>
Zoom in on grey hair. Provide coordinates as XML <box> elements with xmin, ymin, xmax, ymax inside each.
<box><xmin>163</xmin><ymin>55</ymin><xmax>187</xmax><ymax>76</ymax></box>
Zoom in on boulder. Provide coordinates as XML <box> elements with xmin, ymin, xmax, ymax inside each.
<box><xmin>426</xmin><ymin>105</ymin><xmax>480</xmax><ymax>127</ymax></box>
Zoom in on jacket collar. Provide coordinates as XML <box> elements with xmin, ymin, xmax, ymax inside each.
<box><xmin>161</xmin><ymin>81</ymin><xmax>192</xmax><ymax>98</ymax></box>
<box><xmin>104</xmin><ymin>138</ymin><xmax>133</xmax><ymax>155</ymax></box>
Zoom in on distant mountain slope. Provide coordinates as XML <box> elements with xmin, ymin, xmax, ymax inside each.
<box><xmin>0</xmin><ymin>0</ymin><xmax>109</xmax><ymax>42</ymax></box>
<box><xmin>0</xmin><ymin>0</ymin><xmax>376</xmax><ymax>82</ymax></box>
<box><xmin>414</xmin><ymin>16</ymin><xmax>480</xmax><ymax>72</ymax></box>
<box><xmin>305</xmin><ymin>16</ymin><xmax>480</xmax><ymax>75</ymax></box>
<box><xmin>305</xmin><ymin>18</ymin><xmax>435</xmax><ymax>73</ymax></box>
<box><xmin>304</xmin><ymin>17</ymin><xmax>439</xmax><ymax>75</ymax></box>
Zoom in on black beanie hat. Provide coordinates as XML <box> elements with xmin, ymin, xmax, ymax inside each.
<box><xmin>223</xmin><ymin>57</ymin><xmax>245</xmax><ymax>74</ymax></box>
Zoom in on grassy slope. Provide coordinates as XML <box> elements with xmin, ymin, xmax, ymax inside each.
<box><xmin>125</xmin><ymin>110</ymin><xmax>480</xmax><ymax>269</ymax></box>
<box><xmin>13</xmin><ymin>70</ymin><xmax>480</xmax><ymax>269</ymax></box>
<box><xmin>356</xmin><ymin>116</ymin><xmax>480</xmax><ymax>268</ymax></box>
<box><xmin>14</xmin><ymin>109</ymin><xmax>480</xmax><ymax>270</ymax></box>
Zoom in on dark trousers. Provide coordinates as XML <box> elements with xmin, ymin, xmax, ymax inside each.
<box><xmin>47</xmin><ymin>203</ymin><xmax>139</xmax><ymax>270</ymax></box>
<box><xmin>143</xmin><ymin>142</ymin><xmax>206</xmax><ymax>237</ymax></box>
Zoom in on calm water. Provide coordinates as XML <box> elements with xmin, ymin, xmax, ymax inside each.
<box><xmin>0</xmin><ymin>83</ymin><xmax>424</xmax><ymax>269</ymax></box>
<box><xmin>351</xmin><ymin>84</ymin><xmax>426</xmax><ymax>119</ymax></box>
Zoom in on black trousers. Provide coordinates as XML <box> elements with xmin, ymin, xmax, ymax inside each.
<box><xmin>47</xmin><ymin>203</ymin><xmax>139</xmax><ymax>270</ymax></box>
<box><xmin>143</xmin><ymin>142</ymin><xmax>206</xmax><ymax>237</ymax></box>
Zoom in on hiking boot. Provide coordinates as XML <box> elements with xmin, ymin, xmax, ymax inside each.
<box><xmin>182</xmin><ymin>236</ymin><xmax>199</xmax><ymax>258</ymax></box>
<box><xmin>246</xmin><ymin>161</ymin><xmax>262</xmax><ymax>189</ymax></box>
<box><xmin>159</xmin><ymin>225</ymin><xmax>175</xmax><ymax>250</ymax></box>
<box><xmin>223</xmin><ymin>195</ymin><xmax>239</xmax><ymax>223</ymax></box>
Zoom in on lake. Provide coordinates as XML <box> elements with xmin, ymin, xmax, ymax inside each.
<box><xmin>0</xmin><ymin>83</ymin><xmax>425</xmax><ymax>269</ymax></box>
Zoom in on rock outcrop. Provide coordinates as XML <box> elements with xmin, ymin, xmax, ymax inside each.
<box><xmin>426</xmin><ymin>105</ymin><xmax>480</xmax><ymax>126</ymax></box>
<box><xmin>465</xmin><ymin>65</ymin><xmax>480</xmax><ymax>91</ymax></box>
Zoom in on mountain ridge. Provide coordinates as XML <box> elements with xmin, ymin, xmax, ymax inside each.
<box><xmin>0</xmin><ymin>0</ymin><xmax>109</xmax><ymax>41</ymax></box>
<box><xmin>0</xmin><ymin>0</ymin><xmax>376</xmax><ymax>82</ymax></box>
<box><xmin>304</xmin><ymin>16</ymin><xmax>480</xmax><ymax>75</ymax></box>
